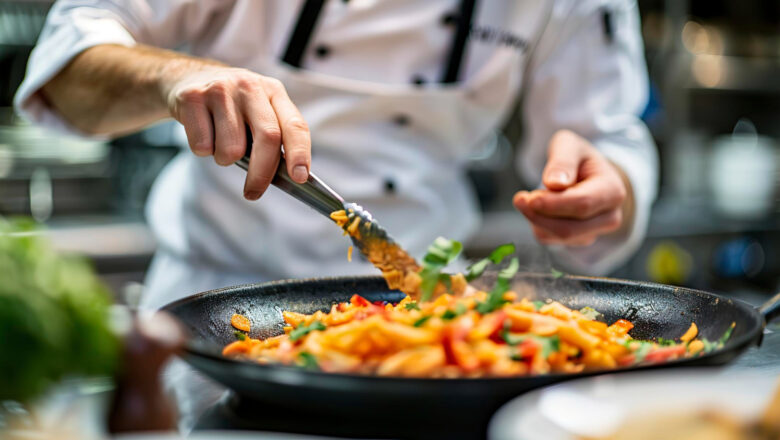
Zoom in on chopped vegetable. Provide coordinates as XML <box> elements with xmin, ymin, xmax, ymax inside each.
<box><xmin>419</xmin><ymin>237</ymin><xmax>463</xmax><ymax>301</ymax></box>
<box><xmin>289</xmin><ymin>320</ymin><xmax>326</xmax><ymax>342</ymax></box>
<box><xmin>550</xmin><ymin>268</ymin><xmax>565</xmax><ymax>279</ymax></box>
<box><xmin>465</xmin><ymin>243</ymin><xmax>516</xmax><ymax>282</ymax></box>
<box><xmin>644</xmin><ymin>345</ymin><xmax>686</xmax><ymax>363</ymax></box>
<box><xmin>234</xmin><ymin>331</ymin><xmax>247</xmax><ymax>341</ymax></box>
<box><xmin>687</xmin><ymin>339</ymin><xmax>705</xmax><ymax>355</ymax></box>
<box><xmin>413</xmin><ymin>316</ymin><xmax>431</xmax><ymax>327</ymax></box>
<box><xmin>476</xmin><ymin>257</ymin><xmax>519</xmax><ymax>314</ymax></box>
<box><xmin>231</xmin><ymin>313</ymin><xmax>251</xmax><ymax>332</ymax></box>
<box><xmin>347</xmin><ymin>245</ymin><xmax>353</xmax><ymax>262</ymax></box>
<box><xmin>350</xmin><ymin>294</ymin><xmax>371</xmax><ymax>307</ymax></box>
<box><xmin>718</xmin><ymin>322</ymin><xmax>736</xmax><ymax>346</ymax></box>
<box><xmin>296</xmin><ymin>352</ymin><xmax>319</xmax><ymax>370</ymax></box>
<box><xmin>632</xmin><ymin>341</ymin><xmax>654</xmax><ymax>363</ymax></box>
<box><xmin>504</xmin><ymin>332</ymin><xmax>561</xmax><ymax>360</ymax></box>
<box><xmin>441</xmin><ymin>303</ymin><xmax>467</xmax><ymax>321</ymax></box>
<box><xmin>680</xmin><ymin>322</ymin><xmax>698</xmax><ymax>343</ymax></box>
<box><xmin>532</xmin><ymin>300</ymin><xmax>545</xmax><ymax>311</ymax></box>
<box><xmin>404</xmin><ymin>302</ymin><xmax>420</xmax><ymax>311</ymax></box>
<box><xmin>510</xmin><ymin>339</ymin><xmax>540</xmax><ymax>360</ymax></box>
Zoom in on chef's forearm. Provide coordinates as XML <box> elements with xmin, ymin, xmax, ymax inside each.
<box><xmin>40</xmin><ymin>44</ymin><xmax>221</xmax><ymax>136</ymax></box>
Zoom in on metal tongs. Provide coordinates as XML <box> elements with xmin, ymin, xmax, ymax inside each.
<box><xmin>236</xmin><ymin>145</ymin><xmax>409</xmax><ymax>261</ymax></box>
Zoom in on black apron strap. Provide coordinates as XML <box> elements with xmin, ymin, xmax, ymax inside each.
<box><xmin>282</xmin><ymin>0</ymin><xmax>476</xmax><ymax>81</ymax></box>
<box><xmin>441</xmin><ymin>0</ymin><xmax>477</xmax><ymax>83</ymax></box>
<box><xmin>281</xmin><ymin>0</ymin><xmax>327</xmax><ymax>68</ymax></box>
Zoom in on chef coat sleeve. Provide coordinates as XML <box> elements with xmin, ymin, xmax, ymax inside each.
<box><xmin>14</xmin><ymin>0</ymin><xmax>230</xmax><ymax>136</ymax></box>
<box><xmin>515</xmin><ymin>0</ymin><xmax>659</xmax><ymax>275</ymax></box>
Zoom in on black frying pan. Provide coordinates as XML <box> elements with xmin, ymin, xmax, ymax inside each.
<box><xmin>163</xmin><ymin>274</ymin><xmax>780</xmax><ymax>439</ymax></box>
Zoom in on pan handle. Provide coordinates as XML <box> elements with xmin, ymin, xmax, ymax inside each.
<box><xmin>758</xmin><ymin>291</ymin><xmax>780</xmax><ymax>324</ymax></box>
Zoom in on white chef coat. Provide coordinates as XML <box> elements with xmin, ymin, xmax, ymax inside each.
<box><xmin>15</xmin><ymin>0</ymin><xmax>658</xmax><ymax>309</ymax></box>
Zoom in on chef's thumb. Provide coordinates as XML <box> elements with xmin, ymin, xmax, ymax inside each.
<box><xmin>542</xmin><ymin>130</ymin><xmax>585</xmax><ymax>191</ymax></box>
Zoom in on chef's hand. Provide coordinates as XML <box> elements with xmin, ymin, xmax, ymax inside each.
<box><xmin>513</xmin><ymin>130</ymin><xmax>633</xmax><ymax>247</ymax></box>
<box><xmin>165</xmin><ymin>67</ymin><xmax>311</xmax><ymax>200</ymax></box>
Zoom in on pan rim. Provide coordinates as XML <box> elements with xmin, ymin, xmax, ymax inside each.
<box><xmin>162</xmin><ymin>273</ymin><xmax>763</xmax><ymax>385</ymax></box>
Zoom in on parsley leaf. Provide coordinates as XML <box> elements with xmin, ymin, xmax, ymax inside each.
<box><xmin>234</xmin><ymin>331</ymin><xmax>247</xmax><ymax>341</ymax></box>
<box><xmin>441</xmin><ymin>303</ymin><xmax>467</xmax><ymax>321</ymax></box>
<box><xmin>465</xmin><ymin>243</ymin><xmax>516</xmax><ymax>281</ymax></box>
<box><xmin>489</xmin><ymin>243</ymin><xmax>517</xmax><ymax>264</ymax></box>
<box><xmin>476</xmin><ymin>257</ymin><xmax>519</xmax><ymax>314</ymax></box>
<box><xmin>718</xmin><ymin>322</ymin><xmax>736</xmax><ymax>346</ymax></box>
<box><xmin>404</xmin><ymin>302</ymin><xmax>420</xmax><ymax>311</ymax></box>
<box><xmin>413</xmin><ymin>316</ymin><xmax>431</xmax><ymax>327</ymax></box>
<box><xmin>289</xmin><ymin>320</ymin><xmax>326</xmax><ymax>342</ymax></box>
<box><xmin>419</xmin><ymin>237</ymin><xmax>463</xmax><ymax>301</ymax></box>
<box><xmin>698</xmin><ymin>322</ymin><xmax>737</xmax><ymax>354</ymax></box>
<box><xmin>465</xmin><ymin>259</ymin><xmax>490</xmax><ymax>282</ymax></box>
<box><xmin>297</xmin><ymin>352</ymin><xmax>319</xmax><ymax>370</ymax></box>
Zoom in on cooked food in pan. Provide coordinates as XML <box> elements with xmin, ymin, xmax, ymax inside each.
<box><xmin>222</xmin><ymin>230</ymin><xmax>735</xmax><ymax>377</ymax></box>
<box><xmin>223</xmin><ymin>291</ymin><xmax>733</xmax><ymax>377</ymax></box>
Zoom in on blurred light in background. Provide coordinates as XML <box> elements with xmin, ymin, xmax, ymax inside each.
<box><xmin>682</xmin><ymin>21</ymin><xmax>724</xmax><ymax>55</ymax></box>
<box><xmin>691</xmin><ymin>54</ymin><xmax>724</xmax><ymax>88</ymax></box>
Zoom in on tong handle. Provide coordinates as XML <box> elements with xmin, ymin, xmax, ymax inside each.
<box><xmin>237</xmin><ymin>127</ymin><xmax>344</xmax><ymax>217</ymax></box>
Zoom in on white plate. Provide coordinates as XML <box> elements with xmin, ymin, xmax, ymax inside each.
<box><xmin>489</xmin><ymin>368</ymin><xmax>778</xmax><ymax>440</ymax></box>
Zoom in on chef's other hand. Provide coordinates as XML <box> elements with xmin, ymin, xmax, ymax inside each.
<box><xmin>513</xmin><ymin>130</ymin><xmax>633</xmax><ymax>247</ymax></box>
<box><xmin>165</xmin><ymin>67</ymin><xmax>311</xmax><ymax>200</ymax></box>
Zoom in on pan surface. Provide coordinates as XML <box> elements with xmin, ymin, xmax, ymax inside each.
<box><xmin>163</xmin><ymin>274</ymin><xmax>763</xmax><ymax>438</ymax></box>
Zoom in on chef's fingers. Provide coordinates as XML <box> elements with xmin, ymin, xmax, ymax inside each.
<box><xmin>241</xmin><ymin>88</ymin><xmax>281</xmax><ymax>200</ymax></box>
<box><xmin>542</xmin><ymin>130</ymin><xmax>589</xmax><ymax>191</ymax></box>
<box><xmin>177</xmin><ymin>98</ymin><xmax>214</xmax><ymax>157</ymax></box>
<box><xmin>531</xmin><ymin>225</ymin><xmax>597</xmax><ymax>247</ymax></box>
<box><xmin>516</xmin><ymin>199</ymin><xmax>623</xmax><ymax>242</ymax></box>
<box><xmin>209</xmin><ymin>96</ymin><xmax>245</xmax><ymax>166</ymax></box>
<box><xmin>264</xmin><ymin>78</ymin><xmax>310</xmax><ymax>184</ymax></box>
<box><xmin>523</xmin><ymin>171</ymin><xmax>626</xmax><ymax>220</ymax></box>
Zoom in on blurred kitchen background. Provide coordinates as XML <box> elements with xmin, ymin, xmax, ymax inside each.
<box><xmin>0</xmin><ymin>0</ymin><xmax>778</xmax><ymax>301</ymax></box>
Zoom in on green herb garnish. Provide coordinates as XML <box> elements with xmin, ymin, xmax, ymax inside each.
<box><xmin>718</xmin><ymin>322</ymin><xmax>736</xmax><ymax>346</ymax></box>
<box><xmin>656</xmin><ymin>337</ymin><xmax>677</xmax><ymax>347</ymax></box>
<box><xmin>476</xmin><ymin>257</ymin><xmax>520</xmax><ymax>314</ymax></box>
<box><xmin>419</xmin><ymin>237</ymin><xmax>463</xmax><ymax>301</ymax></box>
<box><xmin>532</xmin><ymin>300</ymin><xmax>545</xmax><ymax>311</ymax></box>
<box><xmin>441</xmin><ymin>303</ymin><xmax>467</xmax><ymax>321</ymax></box>
<box><xmin>413</xmin><ymin>316</ymin><xmax>432</xmax><ymax>327</ymax></box>
<box><xmin>404</xmin><ymin>302</ymin><xmax>420</xmax><ymax>311</ymax></box>
<box><xmin>699</xmin><ymin>322</ymin><xmax>737</xmax><ymax>354</ymax></box>
<box><xmin>297</xmin><ymin>352</ymin><xmax>319</xmax><ymax>370</ymax></box>
<box><xmin>289</xmin><ymin>320</ymin><xmax>326</xmax><ymax>342</ymax></box>
<box><xmin>633</xmin><ymin>341</ymin><xmax>654</xmax><ymax>363</ymax></box>
<box><xmin>503</xmin><ymin>333</ymin><xmax>561</xmax><ymax>359</ymax></box>
<box><xmin>550</xmin><ymin>268</ymin><xmax>565</xmax><ymax>279</ymax></box>
<box><xmin>234</xmin><ymin>331</ymin><xmax>247</xmax><ymax>341</ymax></box>
<box><xmin>465</xmin><ymin>243</ymin><xmax>516</xmax><ymax>281</ymax></box>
